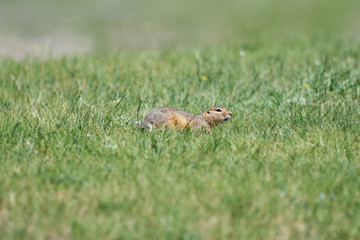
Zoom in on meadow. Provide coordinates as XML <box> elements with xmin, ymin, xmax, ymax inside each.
<box><xmin>1</xmin><ymin>36</ymin><xmax>360</xmax><ymax>239</ymax></box>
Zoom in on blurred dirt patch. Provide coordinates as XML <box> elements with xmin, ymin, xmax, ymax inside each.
<box><xmin>0</xmin><ymin>32</ymin><xmax>92</xmax><ymax>60</ymax></box>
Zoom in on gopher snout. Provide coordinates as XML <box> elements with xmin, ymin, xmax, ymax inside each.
<box><xmin>223</xmin><ymin>115</ymin><xmax>231</xmax><ymax>122</ymax></box>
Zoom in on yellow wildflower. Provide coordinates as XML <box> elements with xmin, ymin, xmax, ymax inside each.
<box><xmin>201</xmin><ymin>75</ymin><xmax>207</xmax><ymax>81</ymax></box>
<box><xmin>303</xmin><ymin>83</ymin><xmax>309</xmax><ymax>88</ymax></box>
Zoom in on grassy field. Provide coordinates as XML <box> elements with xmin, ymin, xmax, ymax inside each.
<box><xmin>1</xmin><ymin>36</ymin><xmax>360</xmax><ymax>239</ymax></box>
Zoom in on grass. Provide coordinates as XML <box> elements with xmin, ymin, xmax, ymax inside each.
<box><xmin>1</xmin><ymin>37</ymin><xmax>360</xmax><ymax>239</ymax></box>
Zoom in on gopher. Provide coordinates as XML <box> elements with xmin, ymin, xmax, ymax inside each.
<box><xmin>140</xmin><ymin>106</ymin><xmax>232</xmax><ymax>132</ymax></box>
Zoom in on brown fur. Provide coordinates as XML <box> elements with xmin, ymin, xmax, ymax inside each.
<box><xmin>141</xmin><ymin>107</ymin><xmax>232</xmax><ymax>132</ymax></box>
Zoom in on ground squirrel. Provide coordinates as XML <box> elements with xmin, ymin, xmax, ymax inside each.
<box><xmin>140</xmin><ymin>106</ymin><xmax>232</xmax><ymax>132</ymax></box>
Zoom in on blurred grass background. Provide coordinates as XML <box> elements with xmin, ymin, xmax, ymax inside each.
<box><xmin>1</xmin><ymin>0</ymin><xmax>360</xmax><ymax>58</ymax></box>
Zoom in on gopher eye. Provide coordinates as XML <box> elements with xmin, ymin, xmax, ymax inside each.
<box><xmin>216</xmin><ymin>108</ymin><xmax>222</xmax><ymax>112</ymax></box>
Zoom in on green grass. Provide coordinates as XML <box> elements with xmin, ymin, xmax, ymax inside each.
<box><xmin>1</xmin><ymin>37</ymin><xmax>360</xmax><ymax>239</ymax></box>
